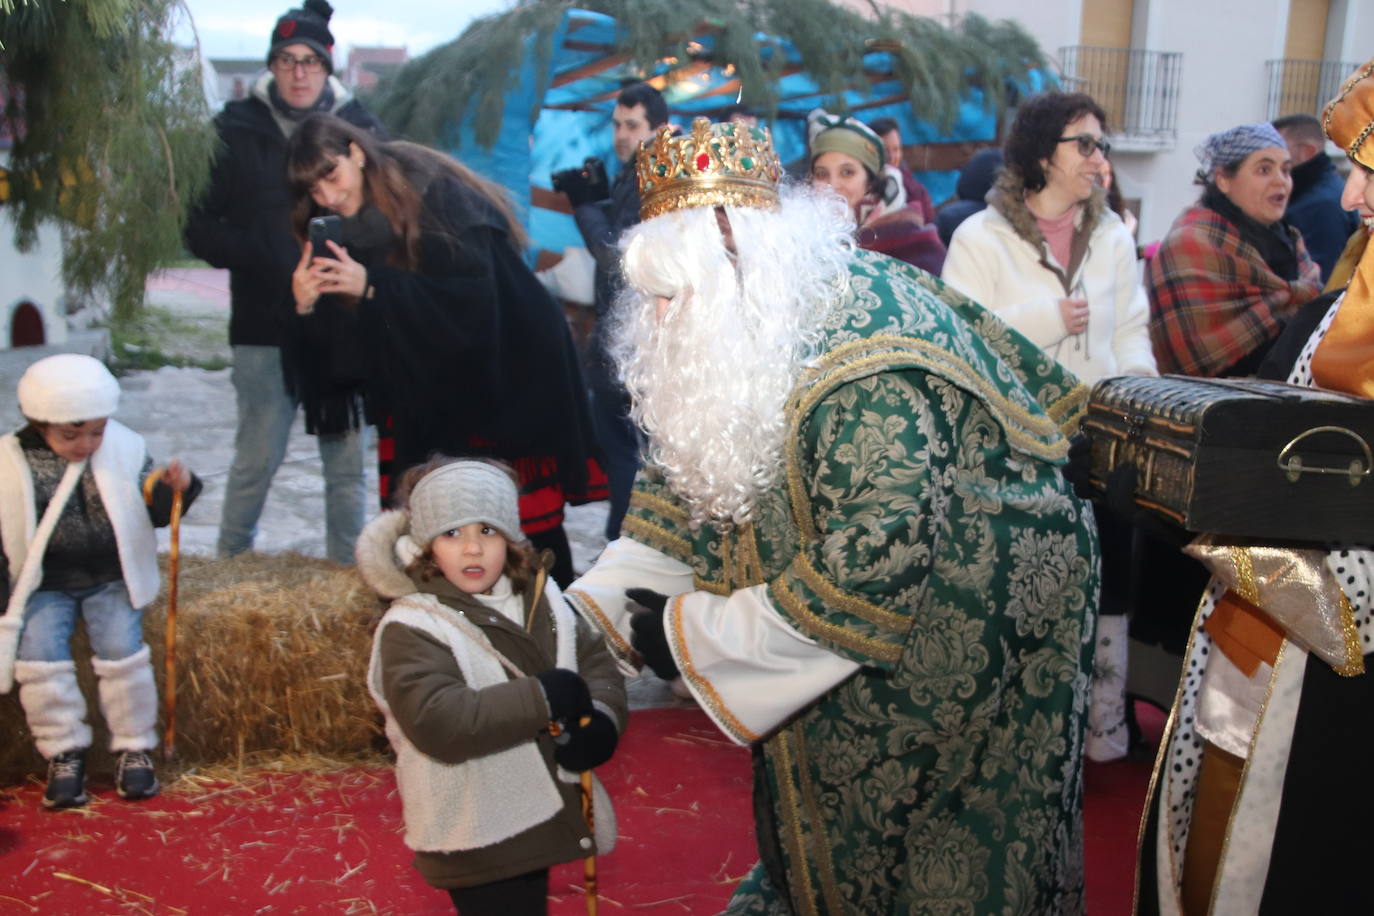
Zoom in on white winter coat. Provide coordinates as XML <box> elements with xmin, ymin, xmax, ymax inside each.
<box><xmin>943</xmin><ymin>177</ymin><xmax>1157</xmax><ymax>383</ymax></box>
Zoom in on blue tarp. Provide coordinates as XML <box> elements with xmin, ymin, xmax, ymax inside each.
<box><xmin>448</xmin><ymin>8</ymin><xmax>1035</xmax><ymax>257</ymax></box>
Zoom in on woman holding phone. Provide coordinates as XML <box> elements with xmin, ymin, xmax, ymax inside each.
<box><xmin>942</xmin><ymin>91</ymin><xmax>1157</xmax><ymax>763</ymax></box>
<box><xmin>286</xmin><ymin>113</ymin><xmax>597</xmax><ymax>584</ymax></box>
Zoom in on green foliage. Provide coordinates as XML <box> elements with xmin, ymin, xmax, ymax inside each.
<box><xmin>370</xmin><ymin>0</ymin><xmax>1045</xmax><ymax>148</ymax></box>
<box><xmin>103</xmin><ymin>304</ymin><xmax>230</xmax><ymax>375</ymax></box>
<box><xmin>0</xmin><ymin>0</ymin><xmax>216</xmax><ymax>321</ymax></box>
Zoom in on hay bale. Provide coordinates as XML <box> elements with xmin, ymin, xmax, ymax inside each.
<box><xmin>0</xmin><ymin>552</ymin><xmax>387</xmax><ymax>785</ymax></box>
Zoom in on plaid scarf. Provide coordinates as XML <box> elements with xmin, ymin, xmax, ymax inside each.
<box><xmin>1147</xmin><ymin>202</ymin><xmax>1322</xmax><ymax>376</ymax></box>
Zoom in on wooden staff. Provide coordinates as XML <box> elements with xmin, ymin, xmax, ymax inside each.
<box><xmin>162</xmin><ymin>487</ymin><xmax>183</xmax><ymax>761</ymax></box>
<box><xmin>143</xmin><ymin>471</ymin><xmax>183</xmax><ymax>762</ymax></box>
<box><xmin>549</xmin><ymin>715</ymin><xmax>598</xmax><ymax>915</ymax></box>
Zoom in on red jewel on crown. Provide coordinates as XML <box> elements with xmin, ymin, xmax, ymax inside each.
<box><xmin>695</xmin><ymin>152</ymin><xmax>710</xmax><ymax>171</ymax></box>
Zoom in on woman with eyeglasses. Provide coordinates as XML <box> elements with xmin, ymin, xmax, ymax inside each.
<box><xmin>1147</xmin><ymin>123</ymin><xmax>1322</xmax><ymax>378</ymax></box>
<box><xmin>943</xmin><ymin>90</ymin><xmax>1157</xmax><ymax>764</ymax></box>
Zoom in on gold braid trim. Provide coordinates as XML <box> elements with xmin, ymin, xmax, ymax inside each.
<box><xmin>1335</xmin><ymin>591</ymin><xmax>1365</xmax><ymax>677</ymax></box>
<box><xmin>802</xmin><ymin>334</ymin><xmax>1071</xmax><ymax>458</ymax></box>
<box><xmin>770</xmin><ymin>728</ymin><xmax>820</xmax><ymax>916</ymax></box>
<box><xmin>564</xmin><ymin>589</ymin><xmax>632</xmax><ymax>659</ymax></box>
<box><xmin>621</xmin><ymin>515</ymin><xmax>692</xmax><ymax>565</ymax></box>
<box><xmin>770</xmin><ymin>575</ymin><xmax>905</xmax><ymax>664</ymax></box>
<box><xmin>1227</xmin><ymin>546</ymin><xmax>1260</xmax><ymax>605</ymax></box>
<box><xmin>628</xmin><ymin>488</ymin><xmax>689</xmax><ymax>525</ymax></box>
<box><xmin>794</xmin><ymin>551</ymin><xmax>910</xmax><ymax>633</ymax></box>
<box><xmin>670</xmin><ymin>594</ymin><xmax>759</xmax><ymax>744</ymax></box>
<box><xmin>789</xmin><ymin>727</ymin><xmax>846</xmax><ymax>914</ymax></box>
<box><xmin>693</xmin><ymin>574</ymin><xmax>731</xmax><ymax>596</ymax></box>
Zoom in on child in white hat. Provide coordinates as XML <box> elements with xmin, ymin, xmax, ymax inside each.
<box><xmin>0</xmin><ymin>354</ymin><xmax>201</xmax><ymax>808</ymax></box>
<box><xmin>356</xmin><ymin>456</ymin><xmax>624</xmax><ymax>915</ymax></box>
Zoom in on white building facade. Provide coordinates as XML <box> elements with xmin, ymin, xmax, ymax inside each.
<box><xmin>846</xmin><ymin>0</ymin><xmax>1374</xmax><ymax>245</ymax></box>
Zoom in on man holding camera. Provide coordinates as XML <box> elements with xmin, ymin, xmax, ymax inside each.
<box><xmin>563</xmin><ymin>82</ymin><xmax>669</xmax><ymax>540</ymax></box>
<box><xmin>184</xmin><ymin>0</ymin><xmax>384</xmax><ymax>564</ymax></box>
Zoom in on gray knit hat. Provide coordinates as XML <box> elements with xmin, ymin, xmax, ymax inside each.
<box><xmin>17</xmin><ymin>354</ymin><xmax>120</xmax><ymax>423</ymax></box>
<box><xmin>407</xmin><ymin>461</ymin><xmax>523</xmax><ymax>548</ymax></box>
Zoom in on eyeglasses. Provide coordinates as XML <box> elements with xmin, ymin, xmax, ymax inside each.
<box><xmin>270</xmin><ymin>52</ymin><xmax>327</xmax><ymax>73</ymax></box>
<box><xmin>1058</xmin><ymin>134</ymin><xmax>1111</xmax><ymax>157</ymax></box>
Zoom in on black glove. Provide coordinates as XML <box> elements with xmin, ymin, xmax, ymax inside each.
<box><xmin>553</xmin><ymin>709</ymin><xmax>619</xmax><ymax>772</ymax></box>
<box><xmin>1061</xmin><ymin>434</ymin><xmax>1096</xmax><ymax>500</ymax></box>
<box><xmin>1105</xmin><ymin>461</ymin><xmax>1193</xmax><ymax>548</ymax></box>
<box><xmin>626</xmin><ymin>588</ymin><xmax>679</xmax><ymax>681</ymax></box>
<box><xmin>535</xmin><ymin>668</ymin><xmax>593</xmax><ymax>723</ymax></box>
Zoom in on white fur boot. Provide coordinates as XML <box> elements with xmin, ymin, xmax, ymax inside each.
<box><xmin>92</xmin><ymin>644</ymin><xmax>159</xmax><ymax>752</ymax></box>
<box><xmin>16</xmin><ymin>658</ymin><xmax>93</xmax><ymax>759</ymax></box>
<box><xmin>1085</xmin><ymin>614</ymin><xmax>1130</xmax><ymax>762</ymax></box>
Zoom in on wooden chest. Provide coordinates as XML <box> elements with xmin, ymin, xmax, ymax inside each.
<box><xmin>1082</xmin><ymin>374</ymin><xmax>1374</xmax><ymax>542</ymax></box>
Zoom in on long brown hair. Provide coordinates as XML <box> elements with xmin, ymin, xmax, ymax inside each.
<box><xmin>286</xmin><ymin>114</ymin><xmax>528</xmax><ymax>269</ymax></box>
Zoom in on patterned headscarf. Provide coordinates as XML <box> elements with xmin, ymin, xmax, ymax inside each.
<box><xmin>1194</xmin><ymin>123</ymin><xmax>1287</xmax><ymax>179</ymax></box>
<box><xmin>807</xmin><ymin>108</ymin><xmax>884</xmax><ymax>177</ymax></box>
<box><xmin>1312</xmin><ymin>59</ymin><xmax>1374</xmax><ymax>397</ymax></box>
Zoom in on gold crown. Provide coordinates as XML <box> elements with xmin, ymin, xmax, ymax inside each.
<box><xmin>637</xmin><ymin>118</ymin><xmax>783</xmax><ymax>221</ymax></box>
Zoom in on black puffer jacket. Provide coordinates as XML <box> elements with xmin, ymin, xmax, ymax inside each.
<box><xmin>184</xmin><ymin>81</ymin><xmax>383</xmax><ymax>347</ymax></box>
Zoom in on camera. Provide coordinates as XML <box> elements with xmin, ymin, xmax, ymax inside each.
<box><xmin>551</xmin><ymin>157</ymin><xmax>610</xmax><ymax>207</ymax></box>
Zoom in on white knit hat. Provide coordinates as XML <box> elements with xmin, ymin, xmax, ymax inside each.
<box><xmin>17</xmin><ymin>354</ymin><xmax>120</xmax><ymax>423</ymax></box>
<box><xmin>407</xmin><ymin>460</ymin><xmax>523</xmax><ymax>548</ymax></box>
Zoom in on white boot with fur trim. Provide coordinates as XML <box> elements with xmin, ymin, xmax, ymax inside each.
<box><xmin>1085</xmin><ymin>614</ymin><xmax>1130</xmax><ymax>762</ymax></box>
<box><xmin>93</xmin><ymin>645</ymin><xmax>161</xmax><ymax>800</ymax></box>
<box><xmin>16</xmin><ymin>658</ymin><xmax>93</xmax><ymax>807</ymax></box>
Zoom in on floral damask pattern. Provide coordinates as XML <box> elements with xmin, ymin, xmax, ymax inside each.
<box><xmin>630</xmin><ymin>252</ymin><xmax>1097</xmax><ymax>914</ymax></box>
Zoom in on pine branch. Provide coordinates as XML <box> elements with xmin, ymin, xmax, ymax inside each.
<box><xmin>370</xmin><ymin>0</ymin><xmax>1045</xmax><ymax>148</ymax></box>
<box><xmin>0</xmin><ymin>0</ymin><xmax>216</xmax><ymax>320</ymax></box>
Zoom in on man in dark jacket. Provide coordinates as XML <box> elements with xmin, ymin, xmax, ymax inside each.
<box><xmin>570</xmin><ymin>82</ymin><xmax>668</xmax><ymax>540</ymax></box>
<box><xmin>1275</xmin><ymin>113</ymin><xmax>1359</xmax><ymax>283</ymax></box>
<box><xmin>185</xmin><ymin>0</ymin><xmax>384</xmax><ymax>564</ymax></box>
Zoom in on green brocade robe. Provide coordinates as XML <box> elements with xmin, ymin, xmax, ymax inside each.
<box><xmin>618</xmin><ymin>251</ymin><xmax>1099</xmax><ymax>914</ymax></box>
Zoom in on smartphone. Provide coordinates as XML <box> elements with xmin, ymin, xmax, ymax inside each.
<box><xmin>308</xmin><ymin>215</ymin><xmax>343</xmax><ymax>257</ymax></box>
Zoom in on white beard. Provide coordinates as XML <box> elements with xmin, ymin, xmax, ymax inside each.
<box><xmin>612</xmin><ymin>187</ymin><xmax>854</xmax><ymax>528</ymax></box>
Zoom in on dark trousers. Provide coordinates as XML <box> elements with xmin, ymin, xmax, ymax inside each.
<box><xmin>448</xmin><ymin>868</ymin><xmax>549</xmax><ymax>915</ymax></box>
<box><xmin>588</xmin><ymin>383</ymin><xmax>641</xmax><ymax>541</ymax></box>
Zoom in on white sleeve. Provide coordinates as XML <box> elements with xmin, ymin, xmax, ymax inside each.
<box><xmin>666</xmin><ymin>584</ymin><xmax>862</xmax><ymax>745</ymax></box>
<box><xmin>564</xmin><ymin>537</ymin><xmax>695</xmax><ymax>673</ymax></box>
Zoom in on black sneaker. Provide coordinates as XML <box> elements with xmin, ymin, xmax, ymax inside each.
<box><xmin>43</xmin><ymin>750</ymin><xmax>88</xmax><ymax>809</ymax></box>
<box><xmin>115</xmin><ymin>750</ymin><xmax>160</xmax><ymax>801</ymax></box>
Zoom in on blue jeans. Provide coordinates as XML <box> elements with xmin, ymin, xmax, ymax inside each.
<box><xmin>18</xmin><ymin>581</ymin><xmax>144</xmax><ymax>663</ymax></box>
<box><xmin>218</xmin><ymin>345</ymin><xmax>367</xmax><ymax>564</ymax></box>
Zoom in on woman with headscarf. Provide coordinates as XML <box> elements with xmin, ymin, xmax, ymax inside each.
<box><xmin>1137</xmin><ymin>60</ymin><xmax>1374</xmax><ymax>914</ymax></box>
<box><xmin>1148</xmin><ymin>122</ymin><xmax>1323</xmax><ymax>378</ymax></box>
<box><xmin>807</xmin><ymin>109</ymin><xmax>946</xmax><ymax>274</ymax></box>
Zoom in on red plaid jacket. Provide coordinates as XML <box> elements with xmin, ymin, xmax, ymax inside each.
<box><xmin>1147</xmin><ymin>205</ymin><xmax>1321</xmax><ymax>376</ymax></box>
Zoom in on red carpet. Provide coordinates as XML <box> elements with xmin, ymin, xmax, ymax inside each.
<box><xmin>2</xmin><ymin>704</ymin><xmax>1160</xmax><ymax>914</ymax></box>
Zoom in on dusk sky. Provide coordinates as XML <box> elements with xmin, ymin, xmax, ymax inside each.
<box><xmin>177</xmin><ymin>0</ymin><xmax>514</xmax><ymax>61</ymax></box>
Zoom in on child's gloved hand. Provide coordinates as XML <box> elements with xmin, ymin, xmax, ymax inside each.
<box><xmin>626</xmin><ymin>588</ymin><xmax>679</xmax><ymax>681</ymax></box>
<box><xmin>164</xmin><ymin>459</ymin><xmax>192</xmax><ymax>492</ymax></box>
<box><xmin>553</xmin><ymin>709</ymin><xmax>618</xmax><ymax>772</ymax></box>
<box><xmin>535</xmin><ymin>668</ymin><xmax>593</xmax><ymax>723</ymax></box>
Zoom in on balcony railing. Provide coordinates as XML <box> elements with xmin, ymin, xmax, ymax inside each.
<box><xmin>1059</xmin><ymin>46</ymin><xmax>1182</xmax><ymax>151</ymax></box>
<box><xmin>1266</xmin><ymin>58</ymin><xmax>1361</xmax><ymax>119</ymax></box>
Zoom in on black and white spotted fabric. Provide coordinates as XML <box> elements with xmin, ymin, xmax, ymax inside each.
<box><xmin>1156</xmin><ymin>290</ymin><xmax>1374</xmax><ymax>889</ymax></box>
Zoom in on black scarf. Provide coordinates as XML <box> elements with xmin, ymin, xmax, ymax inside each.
<box><xmin>1201</xmin><ymin>184</ymin><xmax>1302</xmax><ymax>281</ymax></box>
<box><xmin>267</xmin><ymin>79</ymin><xmax>337</xmax><ymax>123</ymax></box>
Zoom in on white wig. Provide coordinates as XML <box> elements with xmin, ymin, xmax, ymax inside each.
<box><xmin>611</xmin><ymin>182</ymin><xmax>855</xmax><ymax>527</ymax></box>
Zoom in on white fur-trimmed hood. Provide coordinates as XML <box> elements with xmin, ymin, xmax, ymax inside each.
<box><xmin>354</xmin><ymin>509</ymin><xmax>417</xmax><ymax>600</ymax></box>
